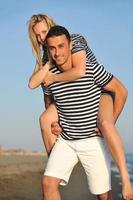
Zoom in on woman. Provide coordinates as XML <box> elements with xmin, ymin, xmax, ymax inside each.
<box><xmin>28</xmin><ymin>14</ymin><xmax>133</xmax><ymax>200</ymax></box>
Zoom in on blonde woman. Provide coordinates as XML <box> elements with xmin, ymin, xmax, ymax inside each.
<box><xmin>28</xmin><ymin>14</ymin><xmax>133</xmax><ymax>200</ymax></box>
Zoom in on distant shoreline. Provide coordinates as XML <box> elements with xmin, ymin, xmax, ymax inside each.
<box><xmin>0</xmin><ymin>146</ymin><xmax>45</xmax><ymax>156</ymax></box>
<box><xmin>0</xmin><ymin>146</ymin><xmax>132</xmax><ymax>156</ymax></box>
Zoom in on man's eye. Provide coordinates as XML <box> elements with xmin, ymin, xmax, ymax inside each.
<box><xmin>59</xmin><ymin>45</ymin><xmax>63</xmax><ymax>48</ymax></box>
<box><xmin>49</xmin><ymin>47</ymin><xmax>54</xmax><ymax>51</ymax></box>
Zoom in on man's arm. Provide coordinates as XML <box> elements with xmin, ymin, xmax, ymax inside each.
<box><xmin>103</xmin><ymin>77</ymin><xmax>128</xmax><ymax>123</ymax></box>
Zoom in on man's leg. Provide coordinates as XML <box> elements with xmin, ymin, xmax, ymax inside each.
<box><xmin>77</xmin><ymin>137</ymin><xmax>112</xmax><ymax>199</ymax></box>
<box><xmin>97</xmin><ymin>191</ymin><xmax>113</xmax><ymax>200</ymax></box>
<box><xmin>42</xmin><ymin>176</ymin><xmax>61</xmax><ymax>200</ymax></box>
<box><xmin>43</xmin><ymin>137</ymin><xmax>78</xmax><ymax>199</ymax></box>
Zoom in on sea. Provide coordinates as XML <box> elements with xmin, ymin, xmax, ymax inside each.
<box><xmin>111</xmin><ymin>154</ymin><xmax>133</xmax><ymax>199</ymax></box>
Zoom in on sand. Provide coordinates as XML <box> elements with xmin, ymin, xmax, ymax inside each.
<box><xmin>0</xmin><ymin>155</ymin><xmax>121</xmax><ymax>200</ymax></box>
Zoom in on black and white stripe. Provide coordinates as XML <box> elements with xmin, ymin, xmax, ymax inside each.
<box><xmin>44</xmin><ymin>34</ymin><xmax>113</xmax><ymax>140</ymax></box>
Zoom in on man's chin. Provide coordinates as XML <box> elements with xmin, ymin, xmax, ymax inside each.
<box><xmin>55</xmin><ymin>59</ymin><xmax>63</xmax><ymax>65</ymax></box>
<box><xmin>55</xmin><ymin>60</ymin><xmax>64</xmax><ymax>66</ymax></box>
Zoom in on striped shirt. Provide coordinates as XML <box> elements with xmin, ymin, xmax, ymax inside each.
<box><xmin>44</xmin><ymin>34</ymin><xmax>113</xmax><ymax>140</ymax></box>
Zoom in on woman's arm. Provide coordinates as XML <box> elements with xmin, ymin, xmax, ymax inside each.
<box><xmin>28</xmin><ymin>62</ymin><xmax>50</xmax><ymax>89</ymax></box>
<box><xmin>44</xmin><ymin>50</ymin><xmax>86</xmax><ymax>85</ymax></box>
<box><xmin>55</xmin><ymin>50</ymin><xmax>86</xmax><ymax>81</ymax></box>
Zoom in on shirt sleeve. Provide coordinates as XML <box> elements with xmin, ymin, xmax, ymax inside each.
<box><xmin>71</xmin><ymin>34</ymin><xmax>98</xmax><ymax>64</ymax></box>
<box><xmin>71</xmin><ymin>34</ymin><xmax>87</xmax><ymax>54</ymax></box>
<box><xmin>93</xmin><ymin>63</ymin><xmax>113</xmax><ymax>87</ymax></box>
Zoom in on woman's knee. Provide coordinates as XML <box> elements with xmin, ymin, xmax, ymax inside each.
<box><xmin>39</xmin><ymin>105</ymin><xmax>58</xmax><ymax>127</ymax></box>
<box><xmin>98</xmin><ymin>118</ymin><xmax>114</xmax><ymax>131</ymax></box>
<box><xmin>39</xmin><ymin>111</ymin><xmax>48</xmax><ymax>126</ymax></box>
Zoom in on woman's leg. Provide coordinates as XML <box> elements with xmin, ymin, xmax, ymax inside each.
<box><xmin>39</xmin><ymin>104</ymin><xmax>59</xmax><ymax>155</ymax></box>
<box><xmin>97</xmin><ymin>94</ymin><xmax>133</xmax><ymax>200</ymax></box>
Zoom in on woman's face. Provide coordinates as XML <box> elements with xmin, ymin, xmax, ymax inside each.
<box><xmin>33</xmin><ymin>20</ymin><xmax>49</xmax><ymax>46</ymax></box>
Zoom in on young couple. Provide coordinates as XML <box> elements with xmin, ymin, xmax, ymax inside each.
<box><xmin>28</xmin><ymin>14</ymin><xmax>133</xmax><ymax>200</ymax></box>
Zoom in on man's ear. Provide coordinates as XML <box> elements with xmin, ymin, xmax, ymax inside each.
<box><xmin>70</xmin><ymin>42</ymin><xmax>72</xmax><ymax>50</ymax></box>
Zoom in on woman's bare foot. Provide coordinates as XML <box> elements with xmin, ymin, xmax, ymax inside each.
<box><xmin>122</xmin><ymin>179</ymin><xmax>133</xmax><ymax>200</ymax></box>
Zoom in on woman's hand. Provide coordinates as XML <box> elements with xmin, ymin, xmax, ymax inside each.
<box><xmin>42</xmin><ymin>61</ymin><xmax>55</xmax><ymax>85</ymax></box>
<box><xmin>29</xmin><ymin>61</ymin><xmax>51</xmax><ymax>89</ymax></box>
<box><xmin>43</xmin><ymin>61</ymin><xmax>51</xmax><ymax>70</ymax></box>
<box><xmin>44</xmin><ymin>71</ymin><xmax>55</xmax><ymax>86</ymax></box>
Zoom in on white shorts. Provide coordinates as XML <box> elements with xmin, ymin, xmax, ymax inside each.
<box><xmin>44</xmin><ymin>136</ymin><xmax>111</xmax><ymax>195</ymax></box>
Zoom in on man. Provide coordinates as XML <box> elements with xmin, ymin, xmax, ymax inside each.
<box><xmin>41</xmin><ymin>25</ymin><xmax>126</xmax><ymax>200</ymax></box>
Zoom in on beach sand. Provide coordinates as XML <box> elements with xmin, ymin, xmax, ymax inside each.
<box><xmin>0</xmin><ymin>155</ymin><xmax>121</xmax><ymax>200</ymax></box>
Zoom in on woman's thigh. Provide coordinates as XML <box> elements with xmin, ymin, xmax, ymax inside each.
<box><xmin>41</xmin><ymin>103</ymin><xmax>59</xmax><ymax>123</ymax></box>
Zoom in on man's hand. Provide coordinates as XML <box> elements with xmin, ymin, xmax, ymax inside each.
<box><xmin>95</xmin><ymin>127</ymin><xmax>103</xmax><ymax>137</ymax></box>
<box><xmin>44</xmin><ymin>71</ymin><xmax>55</xmax><ymax>86</ymax></box>
<box><xmin>51</xmin><ymin>122</ymin><xmax>62</xmax><ymax>136</ymax></box>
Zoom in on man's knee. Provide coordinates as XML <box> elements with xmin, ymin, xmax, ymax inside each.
<box><xmin>42</xmin><ymin>176</ymin><xmax>60</xmax><ymax>193</ymax></box>
<box><xmin>97</xmin><ymin>191</ymin><xmax>113</xmax><ymax>200</ymax></box>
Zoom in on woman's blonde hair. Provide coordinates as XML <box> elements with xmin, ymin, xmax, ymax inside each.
<box><xmin>28</xmin><ymin>14</ymin><xmax>56</xmax><ymax>71</ymax></box>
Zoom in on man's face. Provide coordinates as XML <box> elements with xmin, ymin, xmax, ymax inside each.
<box><xmin>33</xmin><ymin>20</ymin><xmax>49</xmax><ymax>45</ymax></box>
<box><xmin>47</xmin><ymin>35</ymin><xmax>71</xmax><ymax>67</ymax></box>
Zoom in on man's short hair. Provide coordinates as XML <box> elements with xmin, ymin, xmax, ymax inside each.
<box><xmin>46</xmin><ymin>25</ymin><xmax>71</xmax><ymax>42</ymax></box>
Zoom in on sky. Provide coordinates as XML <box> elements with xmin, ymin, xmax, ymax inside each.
<box><xmin>0</xmin><ymin>0</ymin><xmax>133</xmax><ymax>153</ymax></box>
